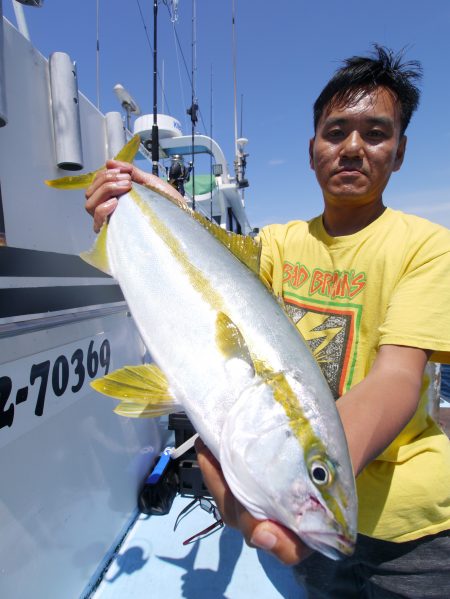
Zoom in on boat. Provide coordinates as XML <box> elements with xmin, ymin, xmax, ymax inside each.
<box><xmin>0</xmin><ymin>2</ymin><xmax>303</xmax><ymax>598</ymax></box>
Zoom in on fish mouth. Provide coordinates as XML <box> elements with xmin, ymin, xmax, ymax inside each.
<box><xmin>301</xmin><ymin>530</ymin><xmax>356</xmax><ymax>560</ymax></box>
<box><xmin>294</xmin><ymin>496</ymin><xmax>356</xmax><ymax>560</ymax></box>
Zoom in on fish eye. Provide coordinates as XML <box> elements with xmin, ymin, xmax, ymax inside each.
<box><xmin>309</xmin><ymin>460</ymin><xmax>332</xmax><ymax>486</ymax></box>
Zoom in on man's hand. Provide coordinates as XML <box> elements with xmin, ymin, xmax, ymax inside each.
<box><xmin>85</xmin><ymin>160</ymin><xmax>136</xmax><ymax>232</ymax></box>
<box><xmin>85</xmin><ymin>159</ymin><xmax>188</xmax><ymax>232</ymax></box>
<box><xmin>195</xmin><ymin>437</ymin><xmax>312</xmax><ymax>566</ymax></box>
<box><xmin>85</xmin><ymin>160</ymin><xmax>165</xmax><ymax>233</ymax></box>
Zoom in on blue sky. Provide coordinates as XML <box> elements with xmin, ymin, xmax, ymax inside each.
<box><xmin>4</xmin><ymin>1</ymin><xmax>450</xmax><ymax>229</ymax></box>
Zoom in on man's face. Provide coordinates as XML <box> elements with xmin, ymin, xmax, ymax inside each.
<box><xmin>309</xmin><ymin>87</ymin><xmax>406</xmax><ymax>208</ymax></box>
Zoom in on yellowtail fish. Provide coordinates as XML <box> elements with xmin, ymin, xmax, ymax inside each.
<box><xmin>46</xmin><ymin>136</ymin><xmax>357</xmax><ymax>559</ymax></box>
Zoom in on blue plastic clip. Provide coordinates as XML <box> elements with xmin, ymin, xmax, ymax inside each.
<box><xmin>146</xmin><ymin>447</ymin><xmax>174</xmax><ymax>485</ymax></box>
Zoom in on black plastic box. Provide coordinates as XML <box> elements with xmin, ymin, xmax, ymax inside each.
<box><xmin>168</xmin><ymin>411</ymin><xmax>211</xmax><ymax>498</ymax></box>
<box><xmin>177</xmin><ymin>459</ymin><xmax>211</xmax><ymax>497</ymax></box>
<box><xmin>168</xmin><ymin>411</ymin><xmax>197</xmax><ymax>460</ymax></box>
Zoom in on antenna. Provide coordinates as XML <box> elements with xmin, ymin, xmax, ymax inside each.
<box><xmin>161</xmin><ymin>60</ymin><xmax>165</xmax><ymax>114</ymax></box>
<box><xmin>231</xmin><ymin>0</ymin><xmax>249</xmax><ymax>193</ymax></box>
<box><xmin>186</xmin><ymin>0</ymin><xmax>198</xmax><ymax>210</ymax></box>
<box><xmin>232</xmin><ymin>0</ymin><xmax>238</xmax><ymax>157</ymax></box>
<box><xmin>210</xmin><ymin>64</ymin><xmax>213</xmax><ymax>222</ymax></box>
<box><xmin>170</xmin><ymin>0</ymin><xmax>179</xmax><ymax>22</ymax></box>
<box><xmin>240</xmin><ymin>93</ymin><xmax>244</xmax><ymax>138</ymax></box>
<box><xmin>114</xmin><ymin>84</ymin><xmax>141</xmax><ymax>131</ymax></box>
<box><xmin>96</xmin><ymin>0</ymin><xmax>100</xmax><ymax>109</ymax></box>
<box><xmin>13</xmin><ymin>0</ymin><xmax>44</xmax><ymax>41</ymax></box>
<box><xmin>152</xmin><ymin>0</ymin><xmax>159</xmax><ymax>175</ymax></box>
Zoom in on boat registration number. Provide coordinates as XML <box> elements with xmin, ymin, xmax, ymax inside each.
<box><xmin>0</xmin><ymin>335</ymin><xmax>111</xmax><ymax>443</ymax></box>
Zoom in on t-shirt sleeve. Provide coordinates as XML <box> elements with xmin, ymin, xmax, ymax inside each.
<box><xmin>256</xmin><ymin>227</ymin><xmax>275</xmax><ymax>290</ymax></box>
<box><xmin>256</xmin><ymin>224</ymin><xmax>291</xmax><ymax>295</ymax></box>
<box><xmin>379</xmin><ymin>226</ymin><xmax>450</xmax><ymax>363</ymax></box>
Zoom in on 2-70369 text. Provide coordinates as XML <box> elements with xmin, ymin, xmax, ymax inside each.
<box><xmin>0</xmin><ymin>338</ymin><xmax>111</xmax><ymax>430</ymax></box>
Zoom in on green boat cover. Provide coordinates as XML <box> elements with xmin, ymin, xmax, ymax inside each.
<box><xmin>185</xmin><ymin>174</ymin><xmax>217</xmax><ymax>196</ymax></box>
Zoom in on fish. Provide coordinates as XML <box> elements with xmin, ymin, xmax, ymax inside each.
<box><xmin>46</xmin><ymin>135</ymin><xmax>357</xmax><ymax>559</ymax></box>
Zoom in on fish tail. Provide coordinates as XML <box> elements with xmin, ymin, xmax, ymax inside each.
<box><xmin>45</xmin><ymin>134</ymin><xmax>141</xmax><ymax>190</ymax></box>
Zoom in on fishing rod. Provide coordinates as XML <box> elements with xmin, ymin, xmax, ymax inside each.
<box><xmin>186</xmin><ymin>0</ymin><xmax>198</xmax><ymax>210</ymax></box>
<box><xmin>231</xmin><ymin>0</ymin><xmax>249</xmax><ymax>196</ymax></box>
<box><xmin>210</xmin><ymin>64</ymin><xmax>213</xmax><ymax>222</ymax></box>
<box><xmin>151</xmin><ymin>0</ymin><xmax>159</xmax><ymax>176</ymax></box>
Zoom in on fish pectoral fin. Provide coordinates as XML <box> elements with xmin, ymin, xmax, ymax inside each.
<box><xmin>91</xmin><ymin>363</ymin><xmax>182</xmax><ymax>418</ymax></box>
<box><xmin>79</xmin><ymin>223</ymin><xmax>111</xmax><ymax>275</ymax></box>
<box><xmin>215</xmin><ymin>312</ymin><xmax>255</xmax><ymax>370</ymax></box>
<box><xmin>44</xmin><ymin>135</ymin><xmax>141</xmax><ymax>190</ymax></box>
<box><xmin>113</xmin><ymin>402</ymin><xmax>178</xmax><ymax>419</ymax></box>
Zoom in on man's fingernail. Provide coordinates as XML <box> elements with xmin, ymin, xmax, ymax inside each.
<box><xmin>115</xmin><ymin>180</ymin><xmax>131</xmax><ymax>187</ymax></box>
<box><xmin>104</xmin><ymin>198</ymin><xmax>118</xmax><ymax>208</ymax></box>
<box><xmin>251</xmin><ymin>530</ymin><xmax>277</xmax><ymax>551</ymax></box>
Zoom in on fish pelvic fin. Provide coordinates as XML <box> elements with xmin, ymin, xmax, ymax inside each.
<box><xmin>91</xmin><ymin>363</ymin><xmax>182</xmax><ymax>418</ymax></box>
<box><xmin>190</xmin><ymin>211</ymin><xmax>261</xmax><ymax>276</ymax></box>
<box><xmin>215</xmin><ymin>312</ymin><xmax>254</xmax><ymax>369</ymax></box>
<box><xmin>79</xmin><ymin>222</ymin><xmax>111</xmax><ymax>275</ymax></box>
<box><xmin>45</xmin><ymin>135</ymin><xmax>141</xmax><ymax>190</ymax></box>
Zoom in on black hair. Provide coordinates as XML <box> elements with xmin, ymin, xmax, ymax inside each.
<box><xmin>313</xmin><ymin>45</ymin><xmax>422</xmax><ymax>136</ymax></box>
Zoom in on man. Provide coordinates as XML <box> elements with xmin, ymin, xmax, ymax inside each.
<box><xmin>86</xmin><ymin>46</ymin><xmax>450</xmax><ymax>597</ymax></box>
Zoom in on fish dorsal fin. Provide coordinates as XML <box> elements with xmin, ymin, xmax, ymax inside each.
<box><xmin>215</xmin><ymin>312</ymin><xmax>254</xmax><ymax>368</ymax></box>
<box><xmin>191</xmin><ymin>210</ymin><xmax>261</xmax><ymax>276</ymax></box>
<box><xmin>138</xmin><ymin>179</ymin><xmax>260</xmax><ymax>274</ymax></box>
<box><xmin>91</xmin><ymin>363</ymin><xmax>182</xmax><ymax>418</ymax></box>
<box><xmin>79</xmin><ymin>222</ymin><xmax>111</xmax><ymax>275</ymax></box>
<box><xmin>45</xmin><ymin>134</ymin><xmax>141</xmax><ymax>190</ymax></box>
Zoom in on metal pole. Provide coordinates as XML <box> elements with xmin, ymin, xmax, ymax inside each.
<box><xmin>232</xmin><ymin>0</ymin><xmax>238</xmax><ymax>158</ymax></box>
<box><xmin>0</xmin><ymin>0</ymin><xmax>8</xmax><ymax>127</ymax></box>
<box><xmin>191</xmin><ymin>0</ymin><xmax>196</xmax><ymax>210</ymax></box>
<box><xmin>12</xmin><ymin>1</ymin><xmax>30</xmax><ymax>41</ymax></box>
<box><xmin>152</xmin><ymin>0</ymin><xmax>159</xmax><ymax>176</ymax></box>
<box><xmin>210</xmin><ymin>64</ymin><xmax>213</xmax><ymax>222</ymax></box>
<box><xmin>96</xmin><ymin>0</ymin><xmax>100</xmax><ymax>110</ymax></box>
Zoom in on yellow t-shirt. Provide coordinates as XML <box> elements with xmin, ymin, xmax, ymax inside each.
<box><xmin>258</xmin><ymin>207</ymin><xmax>450</xmax><ymax>542</ymax></box>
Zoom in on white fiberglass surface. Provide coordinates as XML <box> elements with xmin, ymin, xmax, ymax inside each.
<box><xmin>0</xmin><ymin>311</ymin><xmax>165</xmax><ymax>599</ymax></box>
<box><xmin>0</xmin><ymin>20</ymin><xmax>108</xmax><ymax>254</ymax></box>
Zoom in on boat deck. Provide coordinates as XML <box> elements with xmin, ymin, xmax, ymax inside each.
<box><xmin>90</xmin><ymin>494</ymin><xmax>305</xmax><ymax>599</ymax></box>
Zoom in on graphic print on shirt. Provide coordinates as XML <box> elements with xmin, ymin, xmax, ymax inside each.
<box><xmin>283</xmin><ymin>261</ymin><xmax>365</xmax><ymax>399</ymax></box>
